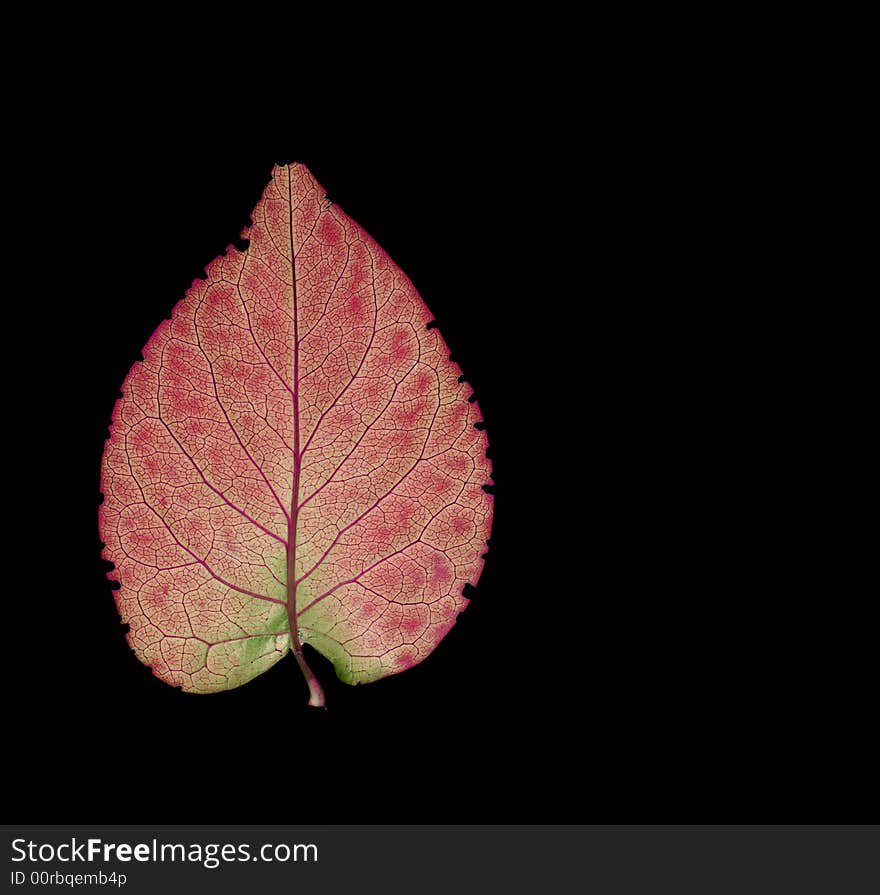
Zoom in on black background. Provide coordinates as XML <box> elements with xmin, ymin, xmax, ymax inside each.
<box><xmin>2</xmin><ymin>13</ymin><xmax>876</xmax><ymax>834</ymax></box>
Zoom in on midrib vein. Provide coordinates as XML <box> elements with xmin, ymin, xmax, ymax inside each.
<box><xmin>284</xmin><ymin>166</ymin><xmax>324</xmax><ymax>705</ymax></box>
<box><xmin>286</xmin><ymin>166</ymin><xmax>302</xmax><ymax>631</ymax></box>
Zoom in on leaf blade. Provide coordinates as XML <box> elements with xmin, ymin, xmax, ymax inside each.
<box><xmin>100</xmin><ymin>163</ymin><xmax>493</xmax><ymax>698</ymax></box>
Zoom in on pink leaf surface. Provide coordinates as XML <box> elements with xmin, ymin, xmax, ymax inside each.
<box><xmin>99</xmin><ymin>163</ymin><xmax>493</xmax><ymax>703</ymax></box>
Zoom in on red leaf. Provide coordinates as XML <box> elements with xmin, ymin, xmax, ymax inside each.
<box><xmin>99</xmin><ymin>164</ymin><xmax>493</xmax><ymax>704</ymax></box>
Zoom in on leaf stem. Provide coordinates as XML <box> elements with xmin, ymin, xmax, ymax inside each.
<box><xmin>292</xmin><ymin>644</ymin><xmax>325</xmax><ymax>707</ymax></box>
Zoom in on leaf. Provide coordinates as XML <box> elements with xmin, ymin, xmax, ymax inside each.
<box><xmin>99</xmin><ymin>163</ymin><xmax>493</xmax><ymax>704</ymax></box>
